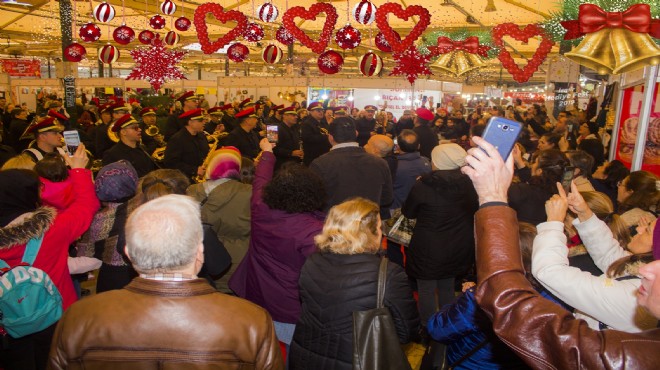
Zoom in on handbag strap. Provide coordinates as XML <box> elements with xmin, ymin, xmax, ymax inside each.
<box><xmin>447</xmin><ymin>337</ymin><xmax>489</xmax><ymax>370</ymax></box>
<box><xmin>377</xmin><ymin>257</ymin><xmax>388</xmax><ymax>309</ymax></box>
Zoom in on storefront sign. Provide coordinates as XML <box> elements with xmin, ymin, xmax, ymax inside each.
<box><xmin>0</xmin><ymin>59</ymin><xmax>41</xmax><ymax>77</ymax></box>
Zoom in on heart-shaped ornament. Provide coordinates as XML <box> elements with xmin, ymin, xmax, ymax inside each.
<box><xmin>375</xmin><ymin>3</ymin><xmax>430</xmax><ymax>54</ymax></box>
<box><xmin>194</xmin><ymin>3</ymin><xmax>249</xmax><ymax>54</ymax></box>
<box><xmin>282</xmin><ymin>3</ymin><xmax>338</xmax><ymax>54</ymax></box>
<box><xmin>492</xmin><ymin>23</ymin><xmax>554</xmax><ymax>83</ymax></box>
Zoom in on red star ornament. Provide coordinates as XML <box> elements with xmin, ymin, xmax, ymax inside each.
<box><xmin>390</xmin><ymin>46</ymin><xmax>432</xmax><ymax>85</ymax></box>
<box><xmin>126</xmin><ymin>37</ymin><xmax>187</xmax><ymax>90</ymax></box>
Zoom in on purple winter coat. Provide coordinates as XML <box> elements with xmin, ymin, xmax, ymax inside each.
<box><xmin>229</xmin><ymin>151</ymin><xmax>325</xmax><ymax>323</ymax></box>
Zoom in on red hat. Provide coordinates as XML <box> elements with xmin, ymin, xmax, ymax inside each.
<box><xmin>177</xmin><ymin>91</ymin><xmax>197</xmax><ymax>103</ymax></box>
<box><xmin>219</xmin><ymin>104</ymin><xmax>233</xmax><ymax>111</ymax></box>
<box><xmin>416</xmin><ymin>107</ymin><xmax>434</xmax><ymax>121</ymax></box>
<box><xmin>239</xmin><ymin>98</ymin><xmax>254</xmax><ymax>109</ymax></box>
<box><xmin>208</xmin><ymin>107</ymin><xmax>223</xmax><ymax>116</ymax></box>
<box><xmin>235</xmin><ymin>107</ymin><xmax>258</xmax><ymax>119</ymax></box>
<box><xmin>281</xmin><ymin>106</ymin><xmax>297</xmax><ymax>115</ymax></box>
<box><xmin>140</xmin><ymin>107</ymin><xmax>157</xmax><ymax>117</ymax></box>
<box><xmin>111</xmin><ymin>114</ymin><xmax>139</xmax><ymax>132</ymax></box>
<box><xmin>179</xmin><ymin>108</ymin><xmax>205</xmax><ymax>121</ymax></box>
<box><xmin>99</xmin><ymin>103</ymin><xmax>113</xmax><ymax>114</ymax></box>
<box><xmin>333</xmin><ymin>106</ymin><xmax>348</xmax><ymax>115</ymax></box>
<box><xmin>47</xmin><ymin>109</ymin><xmax>68</xmax><ymax>121</ymax></box>
<box><xmin>272</xmin><ymin>105</ymin><xmax>284</xmax><ymax>113</ymax></box>
<box><xmin>27</xmin><ymin>117</ymin><xmax>63</xmax><ymax>134</ymax></box>
<box><xmin>111</xmin><ymin>103</ymin><xmax>129</xmax><ymax>113</ymax></box>
<box><xmin>307</xmin><ymin>101</ymin><xmax>324</xmax><ymax>111</ymax></box>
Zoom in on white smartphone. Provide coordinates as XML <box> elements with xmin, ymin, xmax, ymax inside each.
<box><xmin>62</xmin><ymin>130</ymin><xmax>80</xmax><ymax>156</ymax></box>
<box><xmin>266</xmin><ymin>125</ymin><xmax>278</xmax><ymax>143</ymax></box>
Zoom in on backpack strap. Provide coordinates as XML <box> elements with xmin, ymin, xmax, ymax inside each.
<box><xmin>21</xmin><ymin>235</ymin><xmax>45</xmax><ymax>266</ymax></box>
<box><xmin>23</xmin><ymin>148</ymin><xmax>43</xmax><ymax>162</ymax></box>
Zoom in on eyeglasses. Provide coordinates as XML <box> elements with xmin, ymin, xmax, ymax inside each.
<box><xmin>123</xmin><ymin>125</ymin><xmax>141</xmax><ymax>131</ymax></box>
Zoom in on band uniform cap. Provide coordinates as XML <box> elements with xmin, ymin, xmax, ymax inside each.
<box><xmin>179</xmin><ymin>108</ymin><xmax>205</xmax><ymax>121</ymax></box>
<box><xmin>99</xmin><ymin>103</ymin><xmax>113</xmax><ymax>114</ymax></box>
<box><xmin>47</xmin><ymin>109</ymin><xmax>68</xmax><ymax>121</ymax></box>
<box><xmin>307</xmin><ymin>101</ymin><xmax>324</xmax><ymax>111</ymax></box>
<box><xmin>207</xmin><ymin>107</ymin><xmax>223</xmax><ymax>116</ymax></box>
<box><xmin>219</xmin><ymin>104</ymin><xmax>233</xmax><ymax>111</ymax></box>
<box><xmin>239</xmin><ymin>98</ymin><xmax>254</xmax><ymax>109</ymax></box>
<box><xmin>177</xmin><ymin>91</ymin><xmax>196</xmax><ymax>102</ymax></box>
<box><xmin>27</xmin><ymin>117</ymin><xmax>62</xmax><ymax>134</ymax></box>
<box><xmin>416</xmin><ymin>107</ymin><xmax>434</xmax><ymax>121</ymax></box>
<box><xmin>333</xmin><ymin>106</ymin><xmax>348</xmax><ymax>115</ymax></box>
<box><xmin>235</xmin><ymin>107</ymin><xmax>258</xmax><ymax>119</ymax></box>
<box><xmin>140</xmin><ymin>107</ymin><xmax>157</xmax><ymax>117</ymax></box>
<box><xmin>364</xmin><ymin>105</ymin><xmax>377</xmax><ymax>112</ymax></box>
<box><xmin>111</xmin><ymin>103</ymin><xmax>129</xmax><ymax>112</ymax></box>
<box><xmin>281</xmin><ymin>106</ymin><xmax>297</xmax><ymax>115</ymax></box>
<box><xmin>111</xmin><ymin>114</ymin><xmax>139</xmax><ymax>132</ymax></box>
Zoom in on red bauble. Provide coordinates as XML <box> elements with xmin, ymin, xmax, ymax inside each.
<box><xmin>282</xmin><ymin>3</ymin><xmax>338</xmax><ymax>54</ymax></box>
<box><xmin>257</xmin><ymin>3</ymin><xmax>279</xmax><ymax>23</ymax></box>
<box><xmin>374</xmin><ymin>3</ymin><xmax>431</xmax><ymax>53</ymax></box>
<box><xmin>79</xmin><ymin>23</ymin><xmax>101</xmax><ymax>42</ymax></box>
<box><xmin>353</xmin><ymin>0</ymin><xmax>377</xmax><ymax>25</ymax></box>
<box><xmin>375</xmin><ymin>31</ymin><xmax>398</xmax><ymax>52</ymax></box>
<box><xmin>227</xmin><ymin>43</ymin><xmax>249</xmax><ymax>62</ymax></box>
<box><xmin>165</xmin><ymin>31</ymin><xmax>180</xmax><ymax>46</ymax></box>
<box><xmin>64</xmin><ymin>43</ymin><xmax>86</xmax><ymax>62</ymax></box>
<box><xmin>359</xmin><ymin>52</ymin><xmax>382</xmax><ymax>76</ymax></box>
<box><xmin>175</xmin><ymin>16</ymin><xmax>192</xmax><ymax>31</ymax></box>
<box><xmin>262</xmin><ymin>44</ymin><xmax>283</xmax><ymax>64</ymax></box>
<box><xmin>139</xmin><ymin>30</ymin><xmax>156</xmax><ymax>44</ymax></box>
<box><xmin>160</xmin><ymin>0</ymin><xmax>176</xmax><ymax>15</ymax></box>
<box><xmin>99</xmin><ymin>44</ymin><xmax>119</xmax><ymax>64</ymax></box>
<box><xmin>317</xmin><ymin>50</ymin><xmax>343</xmax><ymax>74</ymax></box>
<box><xmin>113</xmin><ymin>25</ymin><xmax>135</xmax><ymax>45</ymax></box>
<box><xmin>244</xmin><ymin>23</ymin><xmax>264</xmax><ymax>42</ymax></box>
<box><xmin>194</xmin><ymin>3</ymin><xmax>249</xmax><ymax>54</ymax></box>
<box><xmin>150</xmin><ymin>15</ymin><xmax>166</xmax><ymax>29</ymax></box>
<box><xmin>335</xmin><ymin>24</ymin><xmax>361</xmax><ymax>50</ymax></box>
<box><xmin>93</xmin><ymin>2</ymin><xmax>115</xmax><ymax>23</ymax></box>
<box><xmin>276</xmin><ymin>26</ymin><xmax>295</xmax><ymax>45</ymax></box>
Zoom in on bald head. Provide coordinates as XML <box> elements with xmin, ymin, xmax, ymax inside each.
<box><xmin>365</xmin><ymin>134</ymin><xmax>394</xmax><ymax>158</ymax></box>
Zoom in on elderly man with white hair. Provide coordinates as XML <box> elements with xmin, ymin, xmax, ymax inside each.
<box><xmin>48</xmin><ymin>194</ymin><xmax>284</xmax><ymax>370</ymax></box>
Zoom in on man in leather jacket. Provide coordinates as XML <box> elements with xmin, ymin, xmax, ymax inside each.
<box><xmin>48</xmin><ymin>195</ymin><xmax>284</xmax><ymax>370</ymax></box>
<box><xmin>462</xmin><ymin>136</ymin><xmax>660</xmax><ymax>369</ymax></box>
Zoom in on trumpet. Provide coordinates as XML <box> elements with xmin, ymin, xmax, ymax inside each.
<box><xmin>145</xmin><ymin>125</ymin><xmax>159</xmax><ymax>136</ymax></box>
<box><xmin>107</xmin><ymin>124</ymin><xmax>119</xmax><ymax>143</ymax></box>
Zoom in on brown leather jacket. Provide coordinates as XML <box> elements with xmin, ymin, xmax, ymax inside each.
<box><xmin>474</xmin><ymin>206</ymin><xmax>660</xmax><ymax>369</ymax></box>
<box><xmin>48</xmin><ymin>278</ymin><xmax>284</xmax><ymax>370</ymax></box>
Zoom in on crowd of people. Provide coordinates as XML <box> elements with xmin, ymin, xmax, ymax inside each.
<box><xmin>1</xmin><ymin>91</ymin><xmax>659</xmax><ymax>370</ymax></box>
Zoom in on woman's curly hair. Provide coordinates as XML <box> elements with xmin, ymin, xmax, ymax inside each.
<box><xmin>263</xmin><ymin>162</ymin><xmax>326</xmax><ymax>213</ymax></box>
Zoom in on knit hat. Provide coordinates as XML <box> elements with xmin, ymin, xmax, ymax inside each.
<box><xmin>206</xmin><ymin>147</ymin><xmax>242</xmax><ymax>180</ymax></box>
<box><xmin>431</xmin><ymin>143</ymin><xmax>467</xmax><ymax>170</ymax></box>
<box><xmin>654</xmin><ymin>219</ymin><xmax>660</xmax><ymax>260</ymax></box>
<box><xmin>95</xmin><ymin>160</ymin><xmax>139</xmax><ymax>202</ymax></box>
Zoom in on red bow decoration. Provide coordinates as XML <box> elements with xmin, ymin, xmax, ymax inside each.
<box><xmin>561</xmin><ymin>3</ymin><xmax>660</xmax><ymax>40</ymax></box>
<box><xmin>428</xmin><ymin>36</ymin><xmax>490</xmax><ymax>58</ymax></box>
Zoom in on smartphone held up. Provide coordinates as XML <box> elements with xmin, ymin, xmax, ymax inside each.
<box><xmin>62</xmin><ymin>130</ymin><xmax>81</xmax><ymax>156</ymax></box>
<box><xmin>266</xmin><ymin>125</ymin><xmax>278</xmax><ymax>144</ymax></box>
<box><xmin>480</xmin><ymin>117</ymin><xmax>523</xmax><ymax>161</ymax></box>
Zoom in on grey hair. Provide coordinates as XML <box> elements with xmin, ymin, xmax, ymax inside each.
<box><xmin>125</xmin><ymin>194</ymin><xmax>202</xmax><ymax>273</ymax></box>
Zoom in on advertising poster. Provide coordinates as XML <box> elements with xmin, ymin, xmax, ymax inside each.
<box><xmin>615</xmin><ymin>83</ymin><xmax>660</xmax><ymax>175</ymax></box>
<box><xmin>0</xmin><ymin>59</ymin><xmax>41</xmax><ymax>77</ymax></box>
<box><xmin>308</xmin><ymin>87</ymin><xmax>354</xmax><ymax>109</ymax></box>
<box><xmin>352</xmin><ymin>89</ymin><xmax>442</xmax><ymax>119</ymax></box>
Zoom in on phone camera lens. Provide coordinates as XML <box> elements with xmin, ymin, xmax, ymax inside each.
<box><xmin>502</xmin><ymin>125</ymin><xmax>509</xmax><ymax>131</ymax></box>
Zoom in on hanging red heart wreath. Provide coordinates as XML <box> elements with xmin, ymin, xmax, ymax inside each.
<box><xmin>282</xmin><ymin>3</ymin><xmax>338</xmax><ymax>54</ymax></box>
<box><xmin>491</xmin><ymin>23</ymin><xmax>554</xmax><ymax>83</ymax></box>
<box><xmin>194</xmin><ymin>3</ymin><xmax>249</xmax><ymax>54</ymax></box>
<box><xmin>374</xmin><ymin>3</ymin><xmax>430</xmax><ymax>54</ymax></box>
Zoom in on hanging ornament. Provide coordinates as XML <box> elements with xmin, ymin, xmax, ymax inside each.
<box><xmin>139</xmin><ymin>30</ymin><xmax>156</xmax><ymax>44</ymax></box>
<box><xmin>64</xmin><ymin>43</ymin><xmax>87</xmax><ymax>62</ymax></box>
<box><xmin>390</xmin><ymin>45</ymin><xmax>432</xmax><ymax>85</ymax></box>
<box><xmin>244</xmin><ymin>23</ymin><xmax>265</xmax><ymax>42</ymax></box>
<box><xmin>262</xmin><ymin>44</ymin><xmax>283</xmax><ymax>64</ymax></box>
<box><xmin>491</xmin><ymin>23</ymin><xmax>554</xmax><ymax>83</ymax></box>
<box><xmin>113</xmin><ymin>25</ymin><xmax>135</xmax><ymax>45</ymax></box>
<box><xmin>434</xmin><ymin>51</ymin><xmax>487</xmax><ymax>77</ymax></box>
<box><xmin>359</xmin><ymin>52</ymin><xmax>382</xmax><ymax>76</ymax></box>
<box><xmin>353</xmin><ymin>0</ymin><xmax>377</xmax><ymax>25</ymax></box>
<box><xmin>335</xmin><ymin>24</ymin><xmax>361</xmax><ymax>50</ymax></box>
<box><xmin>165</xmin><ymin>31</ymin><xmax>180</xmax><ymax>46</ymax></box>
<box><xmin>317</xmin><ymin>50</ymin><xmax>343</xmax><ymax>74</ymax></box>
<box><xmin>375</xmin><ymin>31</ymin><xmax>398</xmax><ymax>52</ymax></box>
<box><xmin>194</xmin><ymin>3</ymin><xmax>249</xmax><ymax>54</ymax></box>
<box><xmin>227</xmin><ymin>43</ymin><xmax>250</xmax><ymax>62</ymax></box>
<box><xmin>257</xmin><ymin>3</ymin><xmax>279</xmax><ymax>23</ymax></box>
<box><xmin>375</xmin><ymin>3</ymin><xmax>431</xmax><ymax>53</ymax></box>
<box><xmin>126</xmin><ymin>36</ymin><xmax>188</xmax><ymax>90</ymax></box>
<box><xmin>160</xmin><ymin>0</ymin><xmax>176</xmax><ymax>15</ymax></box>
<box><xmin>175</xmin><ymin>16</ymin><xmax>192</xmax><ymax>31</ymax></box>
<box><xmin>150</xmin><ymin>15</ymin><xmax>167</xmax><ymax>29</ymax></box>
<box><xmin>99</xmin><ymin>44</ymin><xmax>120</xmax><ymax>64</ymax></box>
<box><xmin>93</xmin><ymin>2</ymin><xmax>115</xmax><ymax>23</ymax></box>
<box><xmin>282</xmin><ymin>3</ymin><xmax>338</xmax><ymax>54</ymax></box>
<box><xmin>79</xmin><ymin>23</ymin><xmax>101</xmax><ymax>42</ymax></box>
<box><xmin>276</xmin><ymin>26</ymin><xmax>295</xmax><ymax>45</ymax></box>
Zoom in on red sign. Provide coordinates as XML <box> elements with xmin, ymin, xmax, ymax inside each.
<box><xmin>0</xmin><ymin>59</ymin><xmax>41</xmax><ymax>77</ymax></box>
<box><xmin>615</xmin><ymin>83</ymin><xmax>660</xmax><ymax>176</ymax></box>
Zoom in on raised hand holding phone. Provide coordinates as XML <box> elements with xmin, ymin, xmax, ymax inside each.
<box><xmin>480</xmin><ymin>117</ymin><xmax>522</xmax><ymax>161</ymax></box>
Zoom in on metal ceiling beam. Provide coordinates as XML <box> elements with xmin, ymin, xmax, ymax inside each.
<box><xmin>0</xmin><ymin>0</ymin><xmax>50</xmax><ymax>30</ymax></box>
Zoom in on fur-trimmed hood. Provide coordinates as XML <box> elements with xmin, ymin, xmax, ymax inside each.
<box><xmin>0</xmin><ymin>207</ymin><xmax>56</xmax><ymax>249</ymax></box>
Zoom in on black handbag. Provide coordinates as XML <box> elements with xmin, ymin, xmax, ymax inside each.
<box><xmin>352</xmin><ymin>257</ymin><xmax>412</xmax><ymax>370</ymax></box>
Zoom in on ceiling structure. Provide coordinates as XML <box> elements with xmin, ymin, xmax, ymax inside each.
<box><xmin>0</xmin><ymin>0</ymin><xmax>564</xmax><ymax>85</ymax></box>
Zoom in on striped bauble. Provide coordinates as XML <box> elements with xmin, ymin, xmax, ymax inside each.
<box><xmin>256</xmin><ymin>3</ymin><xmax>279</xmax><ymax>23</ymax></box>
<box><xmin>352</xmin><ymin>0</ymin><xmax>376</xmax><ymax>25</ymax></box>
<box><xmin>165</xmin><ymin>31</ymin><xmax>180</xmax><ymax>46</ymax></box>
<box><xmin>93</xmin><ymin>2</ymin><xmax>115</xmax><ymax>23</ymax></box>
<box><xmin>98</xmin><ymin>44</ymin><xmax>119</xmax><ymax>64</ymax></box>
<box><xmin>359</xmin><ymin>52</ymin><xmax>382</xmax><ymax>76</ymax></box>
<box><xmin>261</xmin><ymin>44</ymin><xmax>283</xmax><ymax>64</ymax></box>
<box><xmin>160</xmin><ymin>0</ymin><xmax>176</xmax><ymax>15</ymax></box>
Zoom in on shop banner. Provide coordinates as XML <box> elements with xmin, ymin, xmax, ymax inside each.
<box><xmin>0</xmin><ymin>59</ymin><xmax>41</xmax><ymax>77</ymax></box>
<box><xmin>615</xmin><ymin>83</ymin><xmax>660</xmax><ymax>175</ymax></box>
<box><xmin>352</xmin><ymin>89</ymin><xmax>441</xmax><ymax>119</ymax></box>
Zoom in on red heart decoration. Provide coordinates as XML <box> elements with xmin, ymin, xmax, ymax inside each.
<box><xmin>282</xmin><ymin>3</ymin><xmax>338</xmax><ymax>54</ymax></box>
<box><xmin>194</xmin><ymin>3</ymin><xmax>248</xmax><ymax>54</ymax></box>
<box><xmin>491</xmin><ymin>23</ymin><xmax>554</xmax><ymax>83</ymax></box>
<box><xmin>375</xmin><ymin>3</ymin><xmax>430</xmax><ymax>54</ymax></box>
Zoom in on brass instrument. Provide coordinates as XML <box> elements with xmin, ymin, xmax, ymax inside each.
<box><xmin>145</xmin><ymin>125</ymin><xmax>159</xmax><ymax>136</ymax></box>
<box><xmin>194</xmin><ymin>135</ymin><xmax>221</xmax><ymax>183</ymax></box>
<box><xmin>107</xmin><ymin>124</ymin><xmax>119</xmax><ymax>143</ymax></box>
<box><xmin>152</xmin><ymin>147</ymin><xmax>166</xmax><ymax>161</ymax></box>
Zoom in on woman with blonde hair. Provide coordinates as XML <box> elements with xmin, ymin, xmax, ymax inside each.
<box><xmin>289</xmin><ymin>197</ymin><xmax>419</xmax><ymax>370</ymax></box>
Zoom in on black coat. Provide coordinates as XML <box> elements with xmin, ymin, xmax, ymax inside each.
<box><xmin>102</xmin><ymin>141</ymin><xmax>159</xmax><ymax>178</ymax></box>
<box><xmin>402</xmin><ymin>170</ymin><xmax>478</xmax><ymax>280</ymax></box>
<box><xmin>355</xmin><ymin>117</ymin><xmax>376</xmax><ymax>147</ymax></box>
<box><xmin>413</xmin><ymin>124</ymin><xmax>439</xmax><ymax>160</ymax></box>
<box><xmin>300</xmin><ymin>116</ymin><xmax>331</xmax><ymax>166</ymax></box>
<box><xmin>508</xmin><ymin>181</ymin><xmax>555</xmax><ymax>225</ymax></box>
<box><xmin>289</xmin><ymin>253</ymin><xmax>419</xmax><ymax>370</ymax></box>
<box><xmin>163</xmin><ymin>128</ymin><xmax>209</xmax><ymax>179</ymax></box>
<box><xmin>273</xmin><ymin>122</ymin><xmax>301</xmax><ymax>168</ymax></box>
<box><xmin>221</xmin><ymin>126</ymin><xmax>261</xmax><ymax>159</ymax></box>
